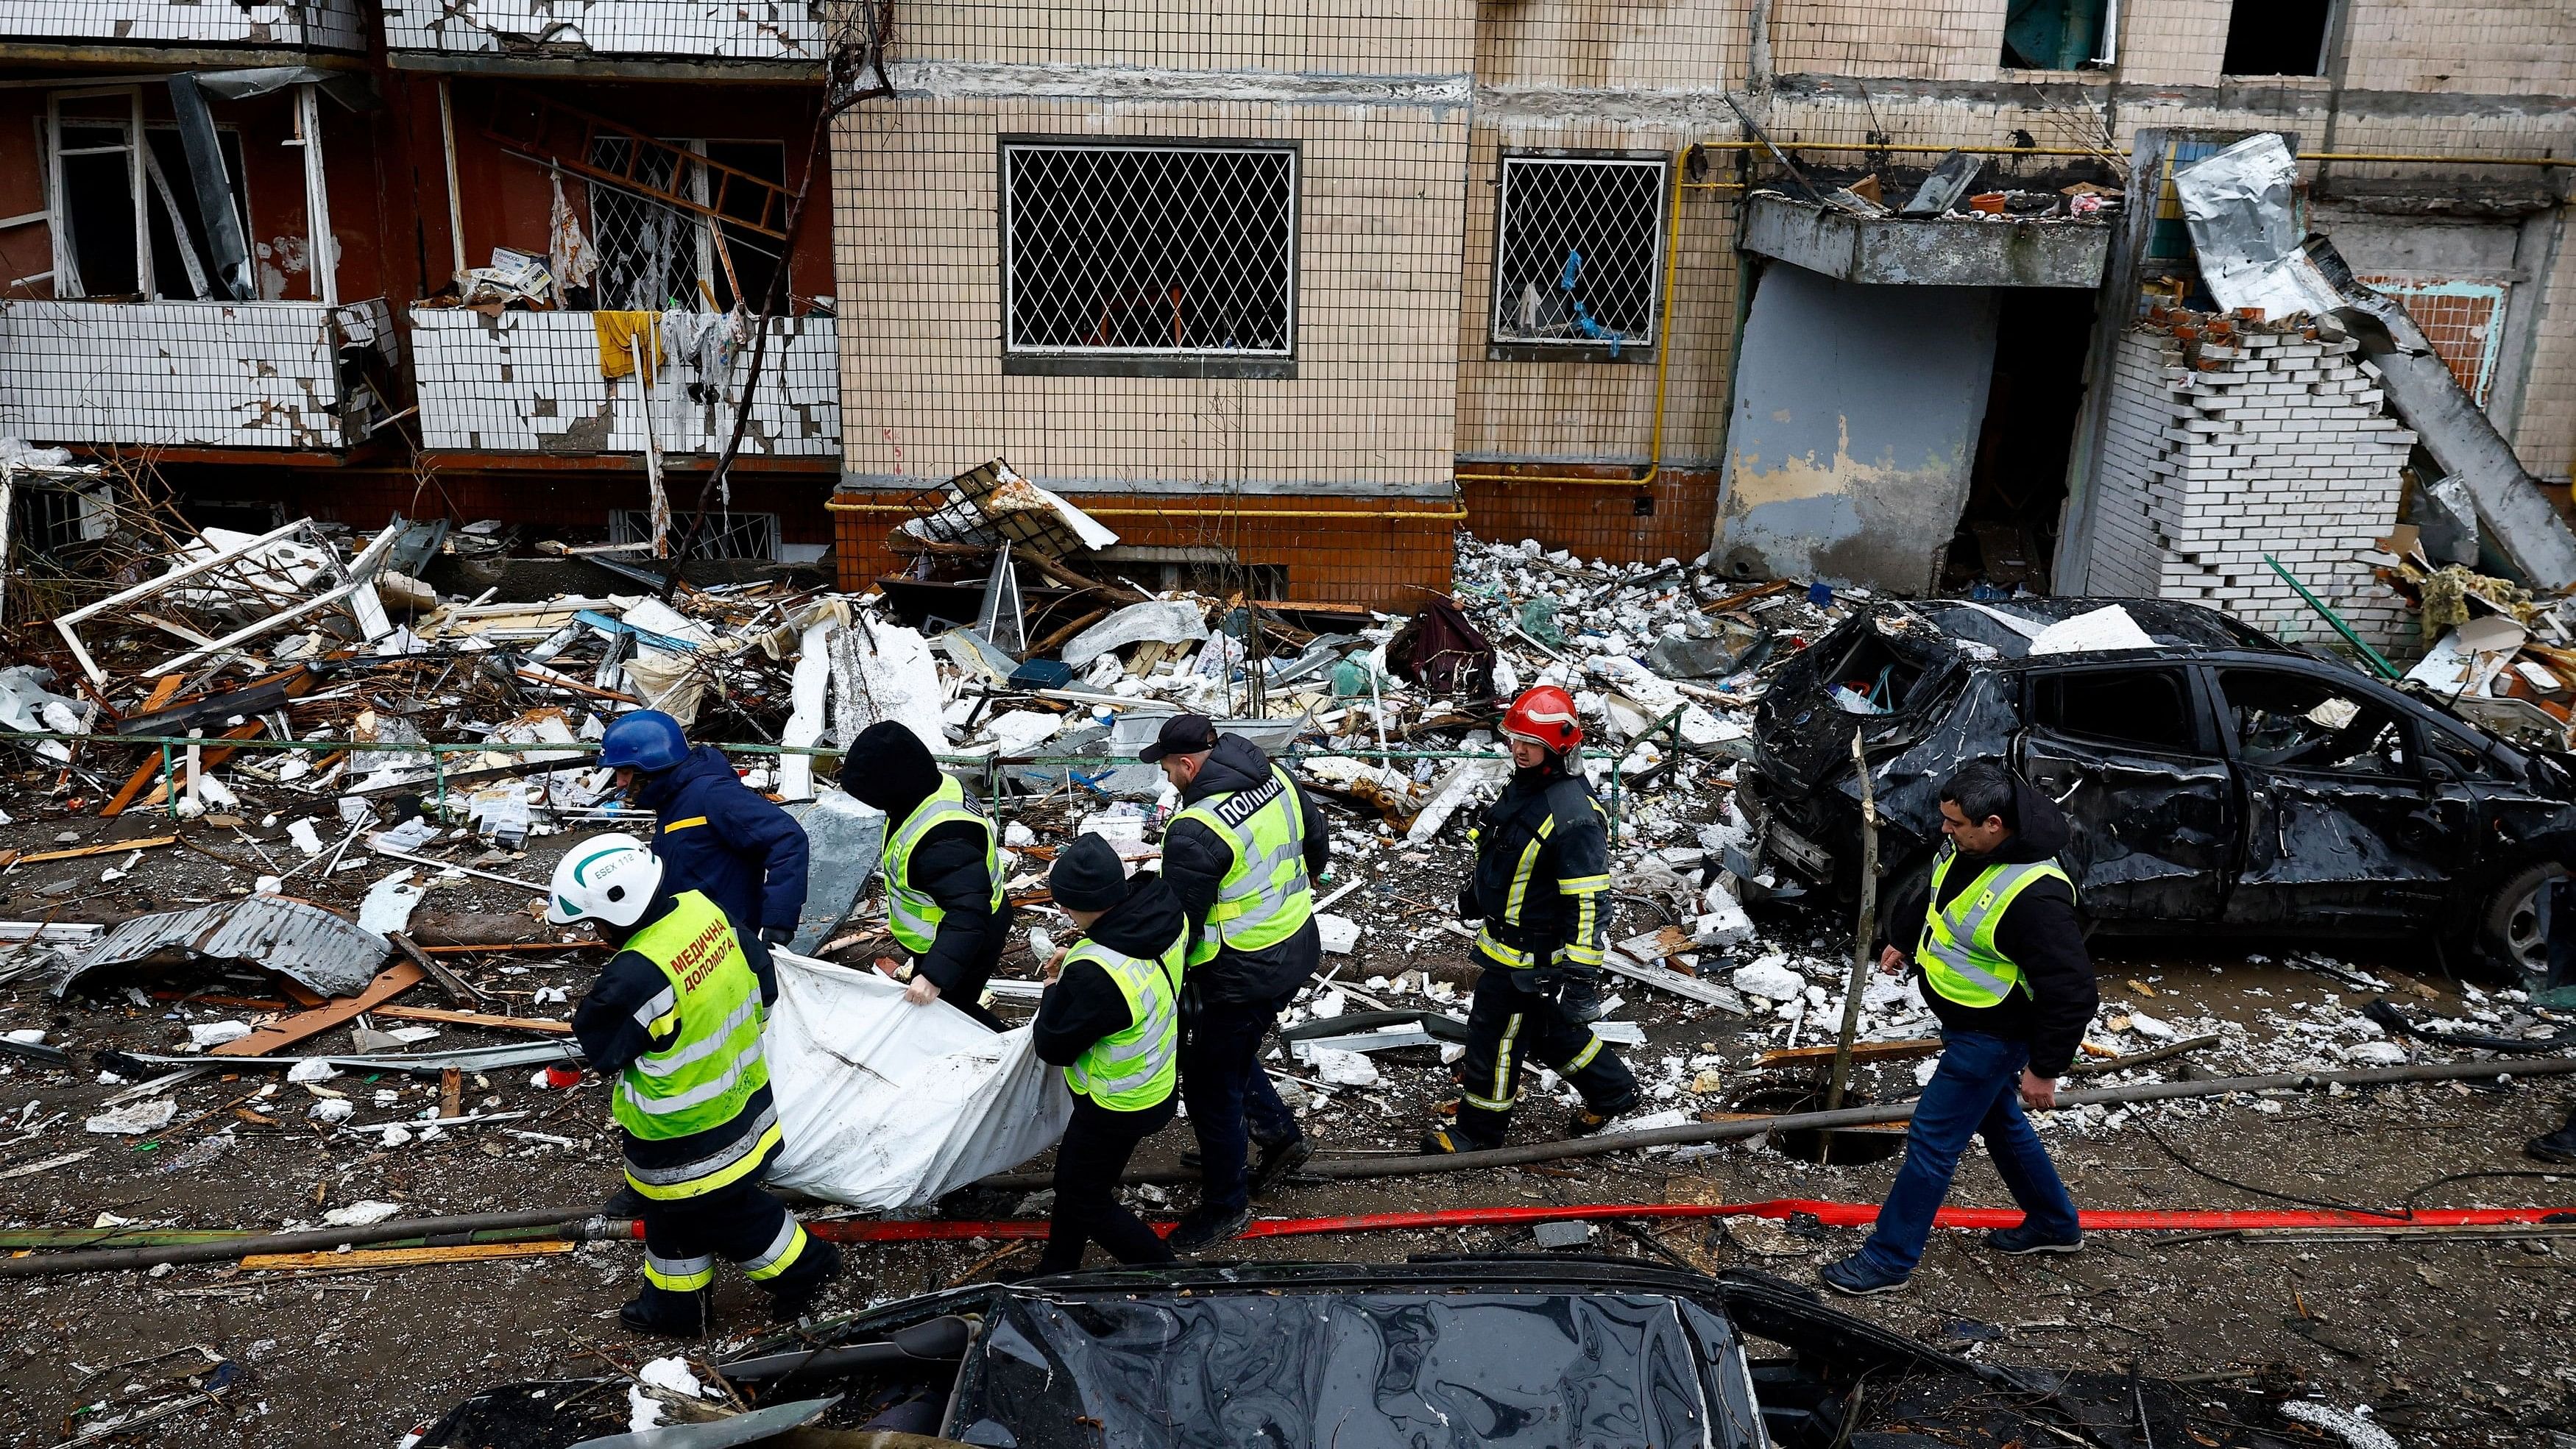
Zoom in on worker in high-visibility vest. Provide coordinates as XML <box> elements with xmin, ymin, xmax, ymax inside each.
<box><xmin>1148</xmin><ymin>713</ymin><xmax>1329</xmax><ymax>1250</ymax></box>
<box><xmin>1821</xmin><ymin>760</ymin><xmax>2096</xmax><ymax>1297</ymax></box>
<box><xmin>554</xmin><ymin>833</ymin><xmax>841</xmax><ymax>1338</ymax></box>
<box><xmin>1029</xmin><ymin>833</ymin><xmax>1186</xmax><ymax>1274</ymax></box>
<box><xmin>838</xmin><ymin>720</ymin><xmax>1011</xmax><ymax>1030</ymax></box>
<box><xmin>1420</xmin><ymin>685</ymin><xmax>1638</xmax><ymax>1155</ymax></box>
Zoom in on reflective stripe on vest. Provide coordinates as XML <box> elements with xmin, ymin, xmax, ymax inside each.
<box><xmin>1914</xmin><ymin>849</ymin><xmax>2074</xmax><ymax>1010</ymax></box>
<box><xmin>1174</xmin><ymin>762</ymin><xmax>1314</xmax><ymax>968</ymax></box>
<box><xmin>610</xmin><ymin>893</ymin><xmax>771</xmax><ymax>1163</ymax></box>
<box><xmin>1061</xmin><ymin>930</ymin><xmax>1183</xmax><ymax>1110</ymax></box>
<box><xmin>881</xmin><ymin>774</ymin><xmax>1002</xmax><ymax>957</ymax></box>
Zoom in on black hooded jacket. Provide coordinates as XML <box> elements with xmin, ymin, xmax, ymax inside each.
<box><xmin>1033</xmin><ymin>871</ymin><xmax>1188</xmax><ymax>1077</ymax></box>
<box><xmin>1879</xmin><ymin>775</ymin><xmax>2098</xmax><ymax>1078</ymax></box>
<box><xmin>1160</xmin><ymin>734</ymin><xmax>1330</xmax><ymax>1005</ymax></box>
<box><xmin>838</xmin><ymin>721</ymin><xmax>1012</xmax><ymax>999</ymax></box>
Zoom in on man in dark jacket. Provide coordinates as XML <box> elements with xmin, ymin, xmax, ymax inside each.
<box><xmin>838</xmin><ymin>720</ymin><xmax>1011</xmax><ymax>1030</ymax></box>
<box><xmin>1030</xmin><ymin>835</ymin><xmax>1185</xmax><ymax>1274</ymax></box>
<box><xmin>1149</xmin><ymin>715</ymin><xmax>1329</xmax><ymax>1250</ymax></box>
<box><xmin>1821</xmin><ymin>759</ymin><xmax>2097</xmax><ymax>1296</ymax></box>
<box><xmin>604</xmin><ymin>710</ymin><xmax>810</xmax><ymax>999</ymax></box>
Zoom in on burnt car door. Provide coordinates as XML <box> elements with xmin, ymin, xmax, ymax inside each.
<box><xmin>2214</xmin><ymin>665</ymin><xmax>2470</xmax><ymax>928</ymax></box>
<box><xmin>2014</xmin><ymin>663</ymin><xmax>2234</xmax><ymax>924</ymax></box>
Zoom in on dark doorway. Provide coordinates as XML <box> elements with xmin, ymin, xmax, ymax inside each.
<box><xmin>1945</xmin><ymin>288</ymin><xmax>2096</xmax><ymax>593</ymax></box>
<box><xmin>2222</xmin><ymin>0</ymin><xmax>2332</xmax><ymax>77</ymax></box>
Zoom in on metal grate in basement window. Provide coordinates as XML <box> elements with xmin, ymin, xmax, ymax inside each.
<box><xmin>1001</xmin><ymin>141</ymin><xmax>1298</xmax><ymax>357</ymax></box>
<box><xmin>1490</xmin><ymin>155</ymin><xmax>1667</xmax><ymax>352</ymax></box>
<box><xmin>609</xmin><ymin>509</ymin><xmax>779</xmax><ymax>560</ymax></box>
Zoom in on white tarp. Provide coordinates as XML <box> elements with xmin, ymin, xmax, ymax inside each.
<box><xmin>763</xmin><ymin>949</ymin><xmax>1069</xmax><ymax>1211</ymax></box>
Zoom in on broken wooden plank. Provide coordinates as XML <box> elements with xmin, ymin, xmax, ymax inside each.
<box><xmin>1600</xmin><ymin>949</ymin><xmax>1749</xmax><ymax>1014</ymax></box>
<box><xmin>388</xmin><ymin>931</ymin><xmax>486</xmax><ymax>1007</ymax></box>
<box><xmin>209</xmin><ymin>961</ymin><xmax>425</xmax><ymax>1057</ymax></box>
<box><xmin>372</xmin><ymin>1004</ymin><xmax>572</xmax><ymax>1036</ymax></box>
<box><xmin>9</xmin><ymin>834</ymin><xmax>179</xmax><ymax>865</ymax></box>
<box><xmin>1756</xmin><ymin>1038</ymin><xmax>1944</xmax><ymax>1069</ymax></box>
<box><xmin>240</xmin><ymin>1241</ymin><xmax>575</xmax><ymax>1272</ymax></box>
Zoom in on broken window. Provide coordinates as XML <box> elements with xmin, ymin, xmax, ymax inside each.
<box><xmin>587</xmin><ymin>137</ymin><xmax>788</xmax><ymax>312</ymax></box>
<box><xmin>44</xmin><ymin>91</ymin><xmax>250</xmax><ymax>302</ymax></box>
<box><xmin>2222</xmin><ymin>0</ymin><xmax>2332</xmax><ymax>77</ymax></box>
<box><xmin>1002</xmin><ymin>141</ymin><xmax>1297</xmax><ymax>359</ymax></box>
<box><xmin>2218</xmin><ymin>670</ymin><xmax>2406</xmax><ymax>777</ymax></box>
<box><xmin>2000</xmin><ymin>0</ymin><xmax>2116</xmax><ymax>70</ymax></box>
<box><xmin>1490</xmin><ymin>155</ymin><xmax>1665</xmax><ymax>353</ymax></box>
<box><xmin>2028</xmin><ymin>669</ymin><xmax>2196</xmax><ymax>752</ymax></box>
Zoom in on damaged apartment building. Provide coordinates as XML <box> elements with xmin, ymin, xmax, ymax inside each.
<box><xmin>0</xmin><ymin>0</ymin><xmax>841</xmax><ymax>563</ymax></box>
<box><xmin>827</xmin><ymin>0</ymin><xmax>2576</xmax><ymax>642</ymax></box>
<box><xmin>1</xmin><ymin>1</ymin><xmax>2572</xmax><ymax>642</ymax></box>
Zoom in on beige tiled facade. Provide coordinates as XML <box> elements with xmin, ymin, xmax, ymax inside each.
<box><xmin>832</xmin><ymin>0</ymin><xmax>2576</xmax><ymax>586</ymax></box>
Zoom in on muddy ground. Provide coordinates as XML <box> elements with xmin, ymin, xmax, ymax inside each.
<box><xmin>1</xmin><ymin>809</ymin><xmax>2572</xmax><ymax>1448</ymax></box>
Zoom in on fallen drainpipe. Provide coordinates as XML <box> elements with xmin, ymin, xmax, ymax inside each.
<box><xmin>974</xmin><ymin>1053</ymin><xmax>2576</xmax><ymax>1192</ymax></box>
<box><xmin>0</xmin><ymin>1209</ymin><xmax>627</xmax><ymax>1280</ymax></box>
<box><xmin>804</xmin><ymin>1199</ymin><xmax>2576</xmax><ymax>1245</ymax></box>
<box><xmin>14</xmin><ymin>1059</ymin><xmax>2576</xmax><ymax>1278</ymax></box>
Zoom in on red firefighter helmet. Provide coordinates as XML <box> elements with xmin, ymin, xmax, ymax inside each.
<box><xmin>1501</xmin><ymin>685</ymin><xmax>1583</xmax><ymax>751</ymax></box>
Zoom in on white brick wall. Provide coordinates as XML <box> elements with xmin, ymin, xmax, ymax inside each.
<box><xmin>2079</xmin><ymin>324</ymin><xmax>2418</xmax><ymax>657</ymax></box>
<box><xmin>381</xmin><ymin>0</ymin><xmax>828</xmax><ymax>59</ymax></box>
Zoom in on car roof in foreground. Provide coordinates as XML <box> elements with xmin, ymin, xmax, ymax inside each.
<box><xmin>1900</xmin><ymin>596</ymin><xmax>2293</xmax><ymax>663</ymax></box>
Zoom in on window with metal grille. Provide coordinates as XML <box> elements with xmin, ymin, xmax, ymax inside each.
<box><xmin>1491</xmin><ymin>155</ymin><xmax>1666</xmax><ymax>355</ymax></box>
<box><xmin>1001</xmin><ymin>141</ymin><xmax>1298</xmax><ymax>366</ymax></box>
<box><xmin>586</xmin><ymin>137</ymin><xmax>786</xmax><ymax>312</ymax></box>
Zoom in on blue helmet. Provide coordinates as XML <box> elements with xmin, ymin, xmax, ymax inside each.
<box><xmin>600</xmin><ymin>710</ymin><xmax>689</xmax><ymax>772</ymax></box>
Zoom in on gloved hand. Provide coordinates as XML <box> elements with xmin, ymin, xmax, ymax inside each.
<box><xmin>1524</xmin><ymin>963</ymin><xmax>1570</xmax><ymax>1008</ymax></box>
<box><xmin>1455</xmin><ymin>882</ymin><xmax>1482</xmax><ymax>921</ymax></box>
<box><xmin>759</xmin><ymin>926</ymin><xmax>793</xmax><ymax>947</ymax></box>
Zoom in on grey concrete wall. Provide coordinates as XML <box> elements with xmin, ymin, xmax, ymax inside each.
<box><xmin>1711</xmin><ymin>264</ymin><xmax>1999</xmax><ymax>594</ymax></box>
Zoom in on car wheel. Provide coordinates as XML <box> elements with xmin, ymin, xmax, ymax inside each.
<box><xmin>2480</xmin><ymin>860</ymin><xmax>2565</xmax><ymax>975</ymax></box>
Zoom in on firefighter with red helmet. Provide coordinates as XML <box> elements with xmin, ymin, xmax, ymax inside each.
<box><xmin>1421</xmin><ymin>685</ymin><xmax>1641</xmax><ymax>1154</ymax></box>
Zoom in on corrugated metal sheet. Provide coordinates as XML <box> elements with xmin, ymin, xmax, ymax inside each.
<box><xmin>65</xmin><ymin>897</ymin><xmax>389</xmax><ymax>998</ymax></box>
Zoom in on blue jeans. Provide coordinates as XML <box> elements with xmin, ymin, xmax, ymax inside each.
<box><xmin>1179</xmin><ymin>989</ymin><xmax>1303</xmax><ymax>1215</ymax></box>
<box><xmin>1858</xmin><ymin>1031</ymin><xmax>2080</xmax><ymax>1278</ymax></box>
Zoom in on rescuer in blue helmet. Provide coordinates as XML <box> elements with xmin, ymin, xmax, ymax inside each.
<box><xmin>601</xmin><ymin>709</ymin><xmax>810</xmax><ymax>1000</ymax></box>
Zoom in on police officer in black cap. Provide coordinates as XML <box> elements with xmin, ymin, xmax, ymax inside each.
<box><xmin>1146</xmin><ymin>713</ymin><xmax>1328</xmax><ymax>1250</ymax></box>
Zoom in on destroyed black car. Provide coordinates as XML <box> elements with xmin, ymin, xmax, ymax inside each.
<box><xmin>411</xmin><ymin>1256</ymin><xmax>2301</xmax><ymax>1448</ymax></box>
<box><xmin>1741</xmin><ymin>598</ymin><xmax>2576</xmax><ymax>971</ymax></box>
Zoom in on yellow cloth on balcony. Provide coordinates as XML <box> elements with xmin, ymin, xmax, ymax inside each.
<box><xmin>595</xmin><ymin>311</ymin><xmax>662</xmax><ymax>382</ymax></box>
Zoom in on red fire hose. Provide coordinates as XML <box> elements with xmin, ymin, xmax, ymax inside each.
<box><xmin>799</xmin><ymin>1198</ymin><xmax>2575</xmax><ymax>1244</ymax></box>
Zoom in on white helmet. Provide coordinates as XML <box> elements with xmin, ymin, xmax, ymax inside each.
<box><xmin>546</xmin><ymin>833</ymin><xmax>665</xmax><ymax>928</ymax></box>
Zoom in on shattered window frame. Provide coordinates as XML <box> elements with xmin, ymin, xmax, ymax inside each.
<box><xmin>2214</xmin><ymin>667</ymin><xmax>2413</xmax><ymax>779</ymax></box>
<box><xmin>997</xmin><ymin>135</ymin><xmax>1301</xmax><ymax>380</ymax></box>
<box><xmin>2025</xmin><ymin>665</ymin><xmax>2209</xmax><ymax>755</ymax></box>
<box><xmin>1487</xmin><ymin>150</ymin><xmax>1669</xmax><ymax>363</ymax></box>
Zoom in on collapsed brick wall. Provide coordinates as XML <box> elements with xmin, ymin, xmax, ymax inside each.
<box><xmin>2083</xmin><ymin>321</ymin><xmax>2418</xmax><ymax>657</ymax></box>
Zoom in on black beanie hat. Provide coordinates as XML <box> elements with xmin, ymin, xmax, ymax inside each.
<box><xmin>1049</xmin><ymin>833</ymin><xmax>1128</xmax><ymax>913</ymax></box>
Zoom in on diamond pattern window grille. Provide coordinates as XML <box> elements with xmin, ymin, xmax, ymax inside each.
<box><xmin>1491</xmin><ymin>156</ymin><xmax>1667</xmax><ymax>350</ymax></box>
<box><xmin>1002</xmin><ymin>143</ymin><xmax>1298</xmax><ymax>356</ymax></box>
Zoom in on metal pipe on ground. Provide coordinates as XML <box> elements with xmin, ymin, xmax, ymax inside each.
<box><xmin>974</xmin><ymin>1055</ymin><xmax>2576</xmax><ymax>1192</ymax></box>
<box><xmin>0</xmin><ymin>1209</ymin><xmax>629</xmax><ymax>1280</ymax></box>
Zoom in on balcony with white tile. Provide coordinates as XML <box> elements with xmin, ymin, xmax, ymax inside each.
<box><xmin>0</xmin><ymin>299</ymin><xmax>397</xmax><ymax>450</ymax></box>
<box><xmin>0</xmin><ymin>1</ymin><xmax>364</xmax><ymax>51</ymax></box>
<box><xmin>408</xmin><ymin>306</ymin><xmax>838</xmax><ymax>458</ymax></box>
<box><xmin>381</xmin><ymin>0</ymin><xmax>832</xmax><ymax>64</ymax></box>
